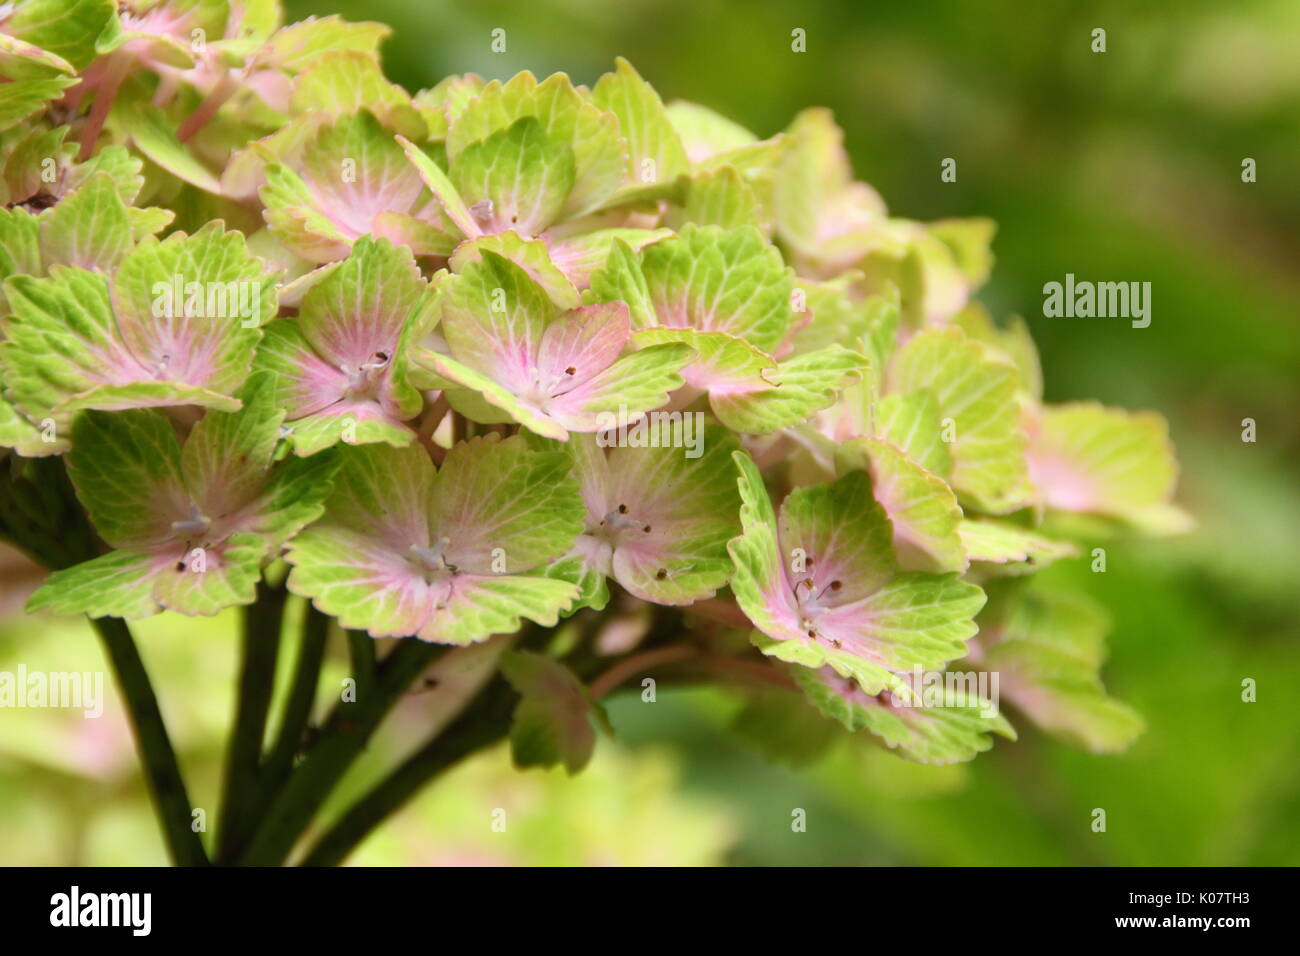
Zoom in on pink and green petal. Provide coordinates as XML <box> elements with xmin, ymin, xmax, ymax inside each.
<box><xmin>450</xmin><ymin>116</ymin><xmax>576</xmax><ymax>236</ymax></box>
<box><xmin>502</xmin><ymin>650</ymin><xmax>606</xmax><ymax>774</ymax></box>
<box><xmin>261</xmin><ymin>111</ymin><xmax>428</xmax><ymax>263</ymax></box>
<box><xmin>835</xmin><ymin>437</ymin><xmax>966</xmax><ymax>574</ymax></box>
<box><xmin>565</xmin><ymin>428</ymin><xmax>741</xmax><ymax>606</ymax></box>
<box><xmin>438</xmin><ymin>249</ymin><xmax>556</xmax><ymax>390</ymax></box>
<box><xmin>37</xmin><ymin>173</ymin><xmax>132</xmax><ymax>272</ymax></box>
<box><xmin>110</xmin><ymin>222</ymin><xmax>276</xmax><ymax>394</ymax></box>
<box><xmin>639</xmin><ymin>224</ymin><xmax>793</xmax><ymax>352</ymax></box>
<box><xmin>709</xmin><ymin>344</ymin><xmax>865</xmax><ymax>434</ymax></box>
<box><xmin>729</xmin><ymin>458</ymin><xmax>984</xmax><ymax>693</ymax></box>
<box><xmin>546</xmin><ymin>228</ymin><xmax>671</xmax><ymax>291</ymax></box>
<box><xmin>444</xmin><ymin>71</ymin><xmax>626</xmax><ymax>221</ymax></box>
<box><xmin>886</xmin><ymin>326</ymin><xmax>1033</xmax><ymax>514</ymax></box>
<box><xmin>63</xmin><ymin>407</ymin><xmax>188</xmax><ymax>550</ymax></box>
<box><xmin>428</xmin><ymin>434</ymin><xmax>586</xmax><ymax>573</ymax></box>
<box><xmin>1026</xmin><ymin>402</ymin><xmax>1190</xmax><ymax>534</ymax></box>
<box><xmin>981</xmin><ymin>584</ymin><xmax>1143</xmax><ymax>753</ymax></box>
<box><xmin>449</xmin><ymin>232</ymin><xmax>582</xmax><ymax>309</ymax></box>
<box><xmin>286</xmin><ymin>439</ymin><xmax>585</xmax><ymax>644</ymax></box>
<box><xmin>958</xmin><ymin>519</ymin><xmax>1077</xmax><ymax>574</ymax></box>
<box><xmin>794</xmin><ymin>666</ymin><xmax>1015</xmax><ymax>766</ymax></box>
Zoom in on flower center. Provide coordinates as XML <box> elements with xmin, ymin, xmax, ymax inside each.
<box><xmin>170</xmin><ymin>503</ymin><xmax>211</xmax><ymax>538</ymax></box>
<box><xmin>409</xmin><ymin>537</ymin><xmax>457</xmax><ymax>581</ymax></box>
<box><xmin>342</xmin><ymin>351</ymin><xmax>391</xmax><ymax>401</ymax></box>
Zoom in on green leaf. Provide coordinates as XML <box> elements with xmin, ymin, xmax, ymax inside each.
<box><xmin>502</xmin><ymin>650</ymin><xmax>606</xmax><ymax>774</ymax></box>
<box><xmin>1</xmin><ymin>0</ymin><xmax>114</xmax><ymax>71</ymax></box>
<box><xmin>0</xmin><ymin>75</ymin><xmax>79</xmax><ymax>131</ymax></box>
<box><xmin>125</xmin><ymin>102</ymin><xmax>223</xmax><ymax>194</ymax></box>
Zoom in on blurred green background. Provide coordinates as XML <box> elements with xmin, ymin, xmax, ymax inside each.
<box><xmin>3</xmin><ymin>0</ymin><xmax>1298</xmax><ymax>865</ymax></box>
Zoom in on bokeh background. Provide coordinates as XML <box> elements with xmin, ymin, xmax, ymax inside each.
<box><xmin>2</xmin><ymin>0</ymin><xmax>1297</xmax><ymax>865</ymax></box>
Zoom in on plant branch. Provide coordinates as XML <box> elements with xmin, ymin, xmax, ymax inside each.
<box><xmin>347</xmin><ymin>629</ymin><xmax>376</xmax><ymax>701</ymax></box>
<box><xmin>92</xmin><ymin>617</ymin><xmax>209</xmax><ymax>866</ymax></box>
<box><xmin>297</xmin><ymin>675</ymin><xmax>519</xmax><ymax>866</ymax></box>
<box><xmin>238</xmin><ymin>638</ymin><xmax>444</xmax><ymax>865</ymax></box>
<box><xmin>259</xmin><ymin>601</ymin><xmax>331</xmax><ymax>804</ymax></box>
<box><xmin>588</xmin><ymin>644</ymin><xmax>698</xmax><ymax>700</ymax></box>
<box><xmin>216</xmin><ymin>577</ymin><xmax>286</xmax><ymax>862</ymax></box>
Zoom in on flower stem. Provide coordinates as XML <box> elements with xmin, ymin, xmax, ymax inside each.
<box><xmin>238</xmin><ymin>638</ymin><xmax>444</xmax><ymax>865</ymax></box>
<box><xmin>78</xmin><ymin>52</ymin><xmax>129</xmax><ymax>160</ymax></box>
<box><xmin>259</xmin><ymin>602</ymin><xmax>331</xmax><ymax>791</ymax></box>
<box><xmin>297</xmin><ymin>675</ymin><xmax>519</xmax><ymax>866</ymax></box>
<box><xmin>216</xmin><ymin>578</ymin><xmax>286</xmax><ymax>862</ymax></box>
<box><xmin>588</xmin><ymin>644</ymin><xmax>698</xmax><ymax>700</ymax></box>
<box><xmin>91</xmin><ymin>616</ymin><xmax>209</xmax><ymax>866</ymax></box>
<box><xmin>347</xmin><ymin>629</ymin><xmax>376</xmax><ymax>701</ymax></box>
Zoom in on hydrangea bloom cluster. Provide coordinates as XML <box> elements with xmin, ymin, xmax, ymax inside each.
<box><xmin>1</xmin><ymin>1</ymin><xmax>1188</xmax><ymax>853</ymax></box>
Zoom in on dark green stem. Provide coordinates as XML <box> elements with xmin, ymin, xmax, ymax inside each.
<box><xmin>238</xmin><ymin>638</ymin><xmax>444</xmax><ymax>866</ymax></box>
<box><xmin>216</xmin><ymin>578</ymin><xmax>286</xmax><ymax>862</ymax></box>
<box><xmin>347</xmin><ymin>629</ymin><xmax>376</xmax><ymax>701</ymax></box>
<box><xmin>298</xmin><ymin>676</ymin><xmax>518</xmax><ymax>866</ymax></box>
<box><xmin>260</xmin><ymin>602</ymin><xmax>331</xmax><ymax>791</ymax></box>
<box><xmin>92</xmin><ymin>617</ymin><xmax>209</xmax><ymax>866</ymax></box>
